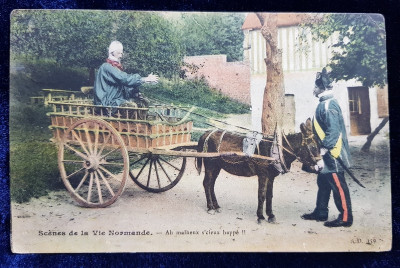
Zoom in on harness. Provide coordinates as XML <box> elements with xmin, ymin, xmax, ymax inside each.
<box><xmin>202</xmin><ymin>129</ymin><xmax>227</xmax><ymax>153</ymax></box>
<box><xmin>243</xmin><ymin>131</ymin><xmax>263</xmax><ymax>156</ymax></box>
<box><xmin>218</xmin><ymin>130</ymin><xmax>227</xmax><ymax>152</ymax></box>
<box><xmin>202</xmin><ymin>129</ymin><xmax>219</xmax><ymax>153</ymax></box>
<box><xmin>200</xmin><ymin>127</ymin><xmax>316</xmax><ymax>172</ymax></box>
<box><xmin>270</xmin><ymin>126</ymin><xmax>289</xmax><ymax>173</ymax></box>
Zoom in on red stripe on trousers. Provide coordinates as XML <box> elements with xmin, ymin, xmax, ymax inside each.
<box><xmin>332</xmin><ymin>173</ymin><xmax>348</xmax><ymax>222</ymax></box>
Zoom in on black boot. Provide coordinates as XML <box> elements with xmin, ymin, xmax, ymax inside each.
<box><xmin>301</xmin><ymin>211</ymin><xmax>328</xmax><ymax>222</ymax></box>
<box><xmin>324</xmin><ymin>216</ymin><xmax>353</xmax><ymax>228</ymax></box>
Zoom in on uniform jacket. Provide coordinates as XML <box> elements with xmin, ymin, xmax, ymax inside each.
<box><xmin>314</xmin><ymin>93</ymin><xmax>352</xmax><ymax>173</ymax></box>
<box><xmin>94</xmin><ymin>62</ymin><xmax>143</xmax><ymax>106</ymax></box>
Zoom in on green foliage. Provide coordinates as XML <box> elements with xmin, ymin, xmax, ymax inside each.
<box><xmin>10</xmin><ymin>60</ymin><xmax>89</xmax><ymax>102</ymax></box>
<box><xmin>10</xmin><ymin>142</ymin><xmax>63</xmax><ymax>203</ymax></box>
<box><xmin>10</xmin><ymin>100</ymin><xmax>61</xmax><ymax>203</ymax></box>
<box><xmin>9</xmin><ymin>103</ymin><xmax>52</xmax><ymax>142</ymax></box>
<box><xmin>11</xmin><ymin>10</ymin><xmax>183</xmax><ymax>78</ymax></box>
<box><xmin>177</xmin><ymin>13</ymin><xmax>245</xmax><ymax>62</ymax></box>
<box><xmin>140</xmin><ymin>78</ymin><xmax>250</xmax><ymax>114</ymax></box>
<box><xmin>190</xmin><ymin>131</ymin><xmax>206</xmax><ymax>142</ymax></box>
<box><xmin>11</xmin><ymin>10</ymin><xmax>113</xmax><ymax>69</ymax></box>
<box><xmin>141</xmin><ymin>78</ymin><xmax>251</xmax><ymax>139</ymax></box>
<box><xmin>116</xmin><ymin>12</ymin><xmax>183</xmax><ymax>78</ymax></box>
<box><xmin>303</xmin><ymin>14</ymin><xmax>387</xmax><ymax>88</ymax></box>
<box><xmin>11</xmin><ymin>10</ymin><xmax>246</xmax><ymax>81</ymax></box>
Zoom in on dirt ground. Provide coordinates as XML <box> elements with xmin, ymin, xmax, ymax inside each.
<box><xmin>11</xmin><ymin>116</ymin><xmax>391</xmax><ymax>253</ymax></box>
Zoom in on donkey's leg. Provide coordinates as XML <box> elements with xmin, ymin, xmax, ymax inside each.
<box><xmin>257</xmin><ymin>175</ymin><xmax>268</xmax><ymax>223</ymax></box>
<box><xmin>203</xmin><ymin>161</ymin><xmax>219</xmax><ymax>213</ymax></box>
<box><xmin>203</xmin><ymin>173</ymin><xmax>214</xmax><ymax>212</ymax></box>
<box><xmin>210</xmin><ymin>167</ymin><xmax>222</xmax><ymax>212</ymax></box>
<box><xmin>265</xmin><ymin>177</ymin><xmax>276</xmax><ymax>223</ymax></box>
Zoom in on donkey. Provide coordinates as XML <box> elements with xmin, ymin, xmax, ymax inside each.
<box><xmin>196</xmin><ymin>119</ymin><xmax>320</xmax><ymax>223</ymax></box>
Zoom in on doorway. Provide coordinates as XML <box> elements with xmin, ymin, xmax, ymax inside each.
<box><xmin>348</xmin><ymin>87</ymin><xmax>371</xmax><ymax>135</ymax></box>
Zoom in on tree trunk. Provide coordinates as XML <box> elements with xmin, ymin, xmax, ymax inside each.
<box><xmin>361</xmin><ymin>117</ymin><xmax>389</xmax><ymax>152</ymax></box>
<box><xmin>256</xmin><ymin>13</ymin><xmax>285</xmax><ymax>136</ymax></box>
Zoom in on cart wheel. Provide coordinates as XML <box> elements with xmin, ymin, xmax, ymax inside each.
<box><xmin>58</xmin><ymin>118</ymin><xmax>129</xmax><ymax>208</ymax></box>
<box><xmin>129</xmin><ymin>154</ymin><xmax>186</xmax><ymax>193</ymax></box>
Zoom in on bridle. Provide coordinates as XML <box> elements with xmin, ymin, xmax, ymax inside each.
<box><xmin>280</xmin><ymin>131</ymin><xmax>321</xmax><ymax>166</ymax></box>
<box><xmin>301</xmin><ymin>132</ymin><xmax>322</xmax><ymax>163</ymax></box>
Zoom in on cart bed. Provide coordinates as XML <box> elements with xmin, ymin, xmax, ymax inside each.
<box><xmin>47</xmin><ymin>99</ymin><xmax>193</xmax><ymax>151</ymax></box>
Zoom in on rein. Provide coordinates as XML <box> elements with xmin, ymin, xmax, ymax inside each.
<box><xmin>261</xmin><ymin>132</ymin><xmax>296</xmax><ymax>158</ymax></box>
<box><xmin>262</xmin><ymin>131</ymin><xmax>320</xmax><ymax>166</ymax></box>
<box><xmin>281</xmin><ymin>132</ymin><xmax>298</xmax><ymax>158</ymax></box>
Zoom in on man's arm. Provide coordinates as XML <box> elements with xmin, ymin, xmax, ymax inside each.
<box><xmin>321</xmin><ymin>108</ymin><xmax>342</xmax><ymax>151</ymax></box>
<box><xmin>104</xmin><ymin>64</ymin><xmax>143</xmax><ymax>87</ymax></box>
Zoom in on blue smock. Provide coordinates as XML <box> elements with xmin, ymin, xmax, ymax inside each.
<box><xmin>94</xmin><ymin>62</ymin><xmax>143</xmax><ymax>106</ymax></box>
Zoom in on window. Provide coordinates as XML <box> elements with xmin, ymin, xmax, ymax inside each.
<box><xmin>348</xmin><ymin>89</ymin><xmax>362</xmax><ymax>114</ymax></box>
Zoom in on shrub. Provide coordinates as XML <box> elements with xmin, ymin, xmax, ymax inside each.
<box><xmin>10</xmin><ymin>142</ymin><xmax>63</xmax><ymax>203</ymax></box>
<box><xmin>9</xmin><ymin>103</ymin><xmax>53</xmax><ymax>143</ymax></box>
<box><xmin>140</xmin><ymin>78</ymin><xmax>250</xmax><ymax>114</ymax></box>
<box><xmin>10</xmin><ymin>103</ymin><xmax>61</xmax><ymax>203</ymax></box>
<box><xmin>24</xmin><ymin>60</ymin><xmax>89</xmax><ymax>91</ymax></box>
<box><xmin>10</xmin><ymin>59</ymin><xmax>89</xmax><ymax>102</ymax></box>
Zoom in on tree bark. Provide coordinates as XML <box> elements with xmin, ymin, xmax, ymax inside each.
<box><xmin>361</xmin><ymin>117</ymin><xmax>389</xmax><ymax>152</ymax></box>
<box><xmin>256</xmin><ymin>13</ymin><xmax>285</xmax><ymax>136</ymax></box>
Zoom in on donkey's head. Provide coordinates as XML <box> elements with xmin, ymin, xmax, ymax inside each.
<box><xmin>298</xmin><ymin>118</ymin><xmax>321</xmax><ymax>173</ymax></box>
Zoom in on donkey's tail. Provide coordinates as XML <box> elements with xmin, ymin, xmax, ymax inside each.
<box><xmin>195</xmin><ymin>157</ymin><xmax>203</xmax><ymax>175</ymax></box>
<box><xmin>195</xmin><ymin>131</ymin><xmax>210</xmax><ymax>175</ymax></box>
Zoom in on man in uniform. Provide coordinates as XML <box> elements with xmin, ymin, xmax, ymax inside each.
<box><xmin>94</xmin><ymin>41</ymin><xmax>158</xmax><ymax>110</ymax></box>
<box><xmin>301</xmin><ymin>68</ymin><xmax>353</xmax><ymax>228</ymax></box>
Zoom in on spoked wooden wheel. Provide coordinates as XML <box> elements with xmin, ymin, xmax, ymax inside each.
<box><xmin>58</xmin><ymin>118</ymin><xmax>129</xmax><ymax>208</ymax></box>
<box><xmin>129</xmin><ymin>153</ymin><xmax>186</xmax><ymax>193</ymax></box>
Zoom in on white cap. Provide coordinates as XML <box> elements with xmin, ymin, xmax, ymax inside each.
<box><xmin>108</xmin><ymin>41</ymin><xmax>123</xmax><ymax>55</ymax></box>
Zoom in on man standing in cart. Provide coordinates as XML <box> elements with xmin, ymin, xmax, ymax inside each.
<box><xmin>301</xmin><ymin>68</ymin><xmax>353</xmax><ymax>228</ymax></box>
<box><xmin>94</xmin><ymin>40</ymin><xmax>159</xmax><ymax>110</ymax></box>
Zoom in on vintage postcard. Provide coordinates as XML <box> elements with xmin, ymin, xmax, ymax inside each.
<box><xmin>10</xmin><ymin>10</ymin><xmax>391</xmax><ymax>253</ymax></box>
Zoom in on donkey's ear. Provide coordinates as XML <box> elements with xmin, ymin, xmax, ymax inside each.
<box><xmin>300</xmin><ymin>123</ymin><xmax>307</xmax><ymax>134</ymax></box>
<box><xmin>306</xmin><ymin>118</ymin><xmax>313</xmax><ymax>131</ymax></box>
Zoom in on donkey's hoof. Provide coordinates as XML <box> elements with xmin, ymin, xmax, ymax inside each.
<box><xmin>268</xmin><ymin>216</ymin><xmax>276</xmax><ymax>223</ymax></box>
<box><xmin>215</xmin><ymin>208</ymin><xmax>222</xmax><ymax>213</ymax></box>
<box><xmin>207</xmin><ymin>209</ymin><xmax>216</xmax><ymax>215</ymax></box>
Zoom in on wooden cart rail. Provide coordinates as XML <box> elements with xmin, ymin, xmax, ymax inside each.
<box><xmin>30</xmin><ymin>89</ymin><xmax>87</xmax><ymax>106</ymax></box>
<box><xmin>47</xmin><ymin>100</ymin><xmax>192</xmax><ymax>124</ymax></box>
<box><xmin>130</xmin><ymin>144</ymin><xmax>276</xmax><ymax>161</ymax></box>
<box><xmin>47</xmin><ymin>100</ymin><xmax>194</xmax><ymax>151</ymax></box>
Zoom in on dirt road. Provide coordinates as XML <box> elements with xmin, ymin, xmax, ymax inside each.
<box><xmin>11</xmin><ymin>129</ymin><xmax>391</xmax><ymax>253</ymax></box>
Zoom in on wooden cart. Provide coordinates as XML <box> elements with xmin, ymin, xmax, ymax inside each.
<box><xmin>48</xmin><ymin>99</ymin><xmax>200</xmax><ymax>208</ymax></box>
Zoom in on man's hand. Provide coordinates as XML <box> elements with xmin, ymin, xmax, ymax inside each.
<box><xmin>143</xmin><ymin>73</ymin><xmax>159</xmax><ymax>84</ymax></box>
<box><xmin>320</xmin><ymin>147</ymin><xmax>328</xmax><ymax>156</ymax></box>
<box><xmin>314</xmin><ymin>159</ymin><xmax>324</xmax><ymax>173</ymax></box>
